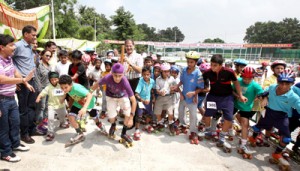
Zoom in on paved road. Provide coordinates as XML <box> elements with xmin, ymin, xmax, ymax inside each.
<box><xmin>1</xmin><ymin>117</ymin><xmax>299</xmax><ymax>171</ymax></box>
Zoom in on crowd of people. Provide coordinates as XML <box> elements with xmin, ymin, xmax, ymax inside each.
<box><xmin>0</xmin><ymin>25</ymin><xmax>299</xmax><ymax>170</ymax></box>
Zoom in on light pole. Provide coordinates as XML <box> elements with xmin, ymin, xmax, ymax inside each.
<box><xmin>94</xmin><ymin>17</ymin><xmax>97</xmax><ymax>42</ymax></box>
<box><xmin>174</xmin><ymin>30</ymin><xmax>177</xmax><ymax>42</ymax></box>
<box><xmin>51</xmin><ymin>0</ymin><xmax>56</xmax><ymax>41</ymax></box>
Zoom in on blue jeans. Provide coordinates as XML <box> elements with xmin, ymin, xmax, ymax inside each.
<box><xmin>16</xmin><ymin>79</ymin><xmax>37</xmax><ymax>136</ymax></box>
<box><xmin>0</xmin><ymin>97</ymin><xmax>20</xmax><ymax>157</ymax></box>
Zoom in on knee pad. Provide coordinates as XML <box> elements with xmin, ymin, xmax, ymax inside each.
<box><xmin>213</xmin><ymin>110</ymin><xmax>222</xmax><ymax>120</ymax></box>
<box><xmin>69</xmin><ymin>112</ymin><xmax>77</xmax><ymax>117</ymax></box>
<box><xmin>282</xmin><ymin>137</ymin><xmax>292</xmax><ymax>144</ymax></box>
<box><xmin>251</xmin><ymin>125</ymin><xmax>260</xmax><ymax>133</ymax></box>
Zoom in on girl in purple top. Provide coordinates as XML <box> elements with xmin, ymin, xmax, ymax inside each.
<box><xmin>88</xmin><ymin>63</ymin><xmax>137</xmax><ymax>146</ymax></box>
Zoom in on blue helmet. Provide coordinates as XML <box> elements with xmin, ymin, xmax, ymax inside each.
<box><xmin>170</xmin><ymin>65</ymin><xmax>180</xmax><ymax>73</ymax></box>
<box><xmin>277</xmin><ymin>69</ymin><xmax>295</xmax><ymax>83</ymax></box>
<box><xmin>234</xmin><ymin>59</ymin><xmax>248</xmax><ymax>66</ymax></box>
<box><xmin>197</xmin><ymin>58</ymin><xmax>204</xmax><ymax>66</ymax></box>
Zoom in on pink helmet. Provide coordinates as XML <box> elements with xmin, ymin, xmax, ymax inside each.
<box><xmin>199</xmin><ymin>63</ymin><xmax>210</xmax><ymax>72</ymax></box>
<box><xmin>154</xmin><ymin>63</ymin><xmax>161</xmax><ymax>69</ymax></box>
<box><xmin>82</xmin><ymin>54</ymin><xmax>91</xmax><ymax>63</ymax></box>
<box><xmin>261</xmin><ymin>61</ymin><xmax>269</xmax><ymax>67</ymax></box>
<box><xmin>160</xmin><ymin>63</ymin><xmax>171</xmax><ymax>71</ymax></box>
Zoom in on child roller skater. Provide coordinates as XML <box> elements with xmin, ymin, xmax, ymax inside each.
<box><xmin>36</xmin><ymin>72</ymin><xmax>68</xmax><ymax>141</ymax></box>
<box><xmin>99</xmin><ymin>59</ymin><xmax>112</xmax><ymax>119</ymax></box>
<box><xmin>202</xmin><ymin>54</ymin><xmax>246</xmax><ymax>152</ymax></box>
<box><xmin>134</xmin><ymin>67</ymin><xmax>155</xmax><ymax>139</ymax></box>
<box><xmin>233</xmin><ymin>59</ymin><xmax>248</xmax><ymax>78</ymax></box>
<box><xmin>288</xmin><ymin>82</ymin><xmax>300</xmax><ymax>162</ymax></box>
<box><xmin>232</xmin><ymin>67</ymin><xmax>264</xmax><ymax>159</ymax></box>
<box><xmin>153</xmin><ymin>63</ymin><xmax>177</xmax><ymax>135</ymax></box>
<box><xmin>59</xmin><ymin>75</ymin><xmax>106</xmax><ymax>147</ymax></box>
<box><xmin>170</xmin><ymin>65</ymin><xmax>180</xmax><ymax>122</ymax></box>
<box><xmin>249</xmin><ymin>70</ymin><xmax>300</xmax><ymax>170</ymax></box>
<box><xmin>260</xmin><ymin>60</ymin><xmax>287</xmax><ymax>146</ymax></box>
<box><xmin>174</xmin><ymin>51</ymin><xmax>204</xmax><ymax>144</ymax></box>
<box><xmin>197</xmin><ymin>63</ymin><xmax>210</xmax><ymax>132</ymax></box>
<box><xmin>88</xmin><ymin>63</ymin><xmax>136</xmax><ymax>148</ymax></box>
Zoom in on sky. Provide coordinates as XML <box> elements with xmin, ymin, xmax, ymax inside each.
<box><xmin>77</xmin><ymin>0</ymin><xmax>300</xmax><ymax>43</ymax></box>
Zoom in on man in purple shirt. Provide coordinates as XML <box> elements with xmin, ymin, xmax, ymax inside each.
<box><xmin>0</xmin><ymin>34</ymin><xmax>34</xmax><ymax>162</ymax></box>
<box><xmin>88</xmin><ymin>63</ymin><xmax>136</xmax><ymax>146</ymax></box>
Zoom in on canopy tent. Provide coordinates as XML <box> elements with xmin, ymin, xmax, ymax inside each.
<box><xmin>78</xmin><ymin>40</ymin><xmax>101</xmax><ymax>51</ymax></box>
<box><xmin>40</xmin><ymin>38</ymin><xmax>101</xmax><ymax>51</ymax></box>
<box><xmin>0</xmin><ymin>2</ymin><xmax>50</xmax><ymax>40</ymax></box>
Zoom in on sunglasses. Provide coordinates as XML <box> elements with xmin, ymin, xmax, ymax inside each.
<box><xmin>45</xmin><ymin>55</ymin><xmax>51</xmax><ymax>57</ymax></box>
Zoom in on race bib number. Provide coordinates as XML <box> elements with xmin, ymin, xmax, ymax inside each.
<box><xmin>53</xmin><ymin>89</ymin><xmax>64</xmax><ymax>96</ymax></box>
<box><xmin>207</xmin><ymin>101</ymin><xmax>217</xmax><ymax>109</ymax></box>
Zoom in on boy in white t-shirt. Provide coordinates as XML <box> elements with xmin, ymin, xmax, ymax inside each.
<box><xmin>55</xmin><ymin>50</ymin><xmax>71</xmax><ymax>76</ymax></box>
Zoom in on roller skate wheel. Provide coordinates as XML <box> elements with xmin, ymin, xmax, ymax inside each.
<box><xmin>223</xmin><ymin>148</ymin><xmax>232</xmax><ymax>153</ymax></box>
<box><xmin>198</xmin><ymin>136</ymin><xmax>203</xmax><ymax>141</ymax></box>
<box><xmin>204</xmin><ymin>136</ymin><xmax>211</xmax><ymax>140</ymax></box>
<box><xmin>228</xmin><ymin>137</ymin><xmax>234</xmax><ymax>141</ymax></box>
<box><xmin>133</xmin><ymin>137</ymin><xmax>140</xmax><ymax>141</ymax></box>
<box><xmin>109</xmin><ymin>135</ymin><xmax>116</xmax><ymax>139</ymax></box>
<box><xmin>269</xmin><ymin>158</ymin><xmax>279</xmax><ymax>164</ymax></box>
<box><xmin>119</xmin><ymin>139</ymin><xmax>124</xmax><ymax>143</ymax></box>
<box><xmin>250</xmin><ymin>143</ymin><xmax>257</xmax><ymax>147</ymax></box>
<box><xmin>212</xmin><ymin>138</ymin><xmax>218</xmax><ymax>142</ymax></box>
<box><xmin>237</xmin><ymin>149</ymin><xmax>243</xmax><ymax>154</ymax></box>
<box><xmin>183</xmin><ymin>130</ymin><xmax>188</xmax><ymax>134</ymax></box>
<box><xmin>242</xmin><ymin>154</ymin><xmax>248</xmax><ymax>159</ymax></box>
<box><xmin>248</xmin><ymin>154</ymin><xmax>253</xmax><ymax>160</ymax></box>
<box><xmin>125</xmin><ymin>143</ymin><xmax>130</xmax><ymax>148</ymax></box>
<box><xmin>278</xmin><ymin>164</ymin><xmax>291</xmax><ymax>171</ymax></box>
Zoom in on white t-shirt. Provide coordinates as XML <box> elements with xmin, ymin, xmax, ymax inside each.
<box><xmin>155</xmin><ymin>76</ymin><xmax>176</xmax><ymax>95</ymax></box>
<box><xmin>55</xmin><ymin>61</ymin><xmax>71</xmax><ymax>76</ymax></box>
<box><xmin>89</xmin><ymin>67</ymin><xmax>101</xmax><ymax>81</ymax></box>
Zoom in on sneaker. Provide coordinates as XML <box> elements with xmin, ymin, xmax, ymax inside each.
<box><xmin>13</xmin><ymin>144</ymin><xmax>30</xmax><ymax>151</ymax></box>
<box><xmin>1</xmin><ymin>153</ymin><xmax>21</xmax><ymax>162</ymax></box>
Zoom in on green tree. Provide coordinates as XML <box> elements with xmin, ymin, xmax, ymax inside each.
<box><xmin>51</xmin><ymin>0</ymin><xmax>80</xmax><ymax>38</ymax></box>
<box><xmin>111</xmin><ymin>6</ymin><xmax>145</xmax><ymax>41</ymax></box>
<box><xmin>77</xmin><ymin>26</ymin><xmax>94</xmax><ymax>40</ymax></box>
<box><xmin>158</xmin><ymin>26</ymin><xmax>184</xmax><ymax>42</ymax></box>
<box><xmin>6</xmin><ymin>0</ymin><xmax>49</xmax><ymax>10</ymax></box>
<box><xmin>244</xmin><ymin>18</ymin><xmax>300</xmax><ymax>43</ymax></box>
<box><xmin>138</xmin><ymin>23</ymin><xmax>160</xmax><ymax>41</ymax></box>
<box><xmin>78</xmin><ymin>5</ymin><xmax>113</xmax><ymax>40</ymax></box>
<box><xmin>203</xmin><ymin>38</ymin><xmax>225</xmax><ymax>43</ymax></box>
